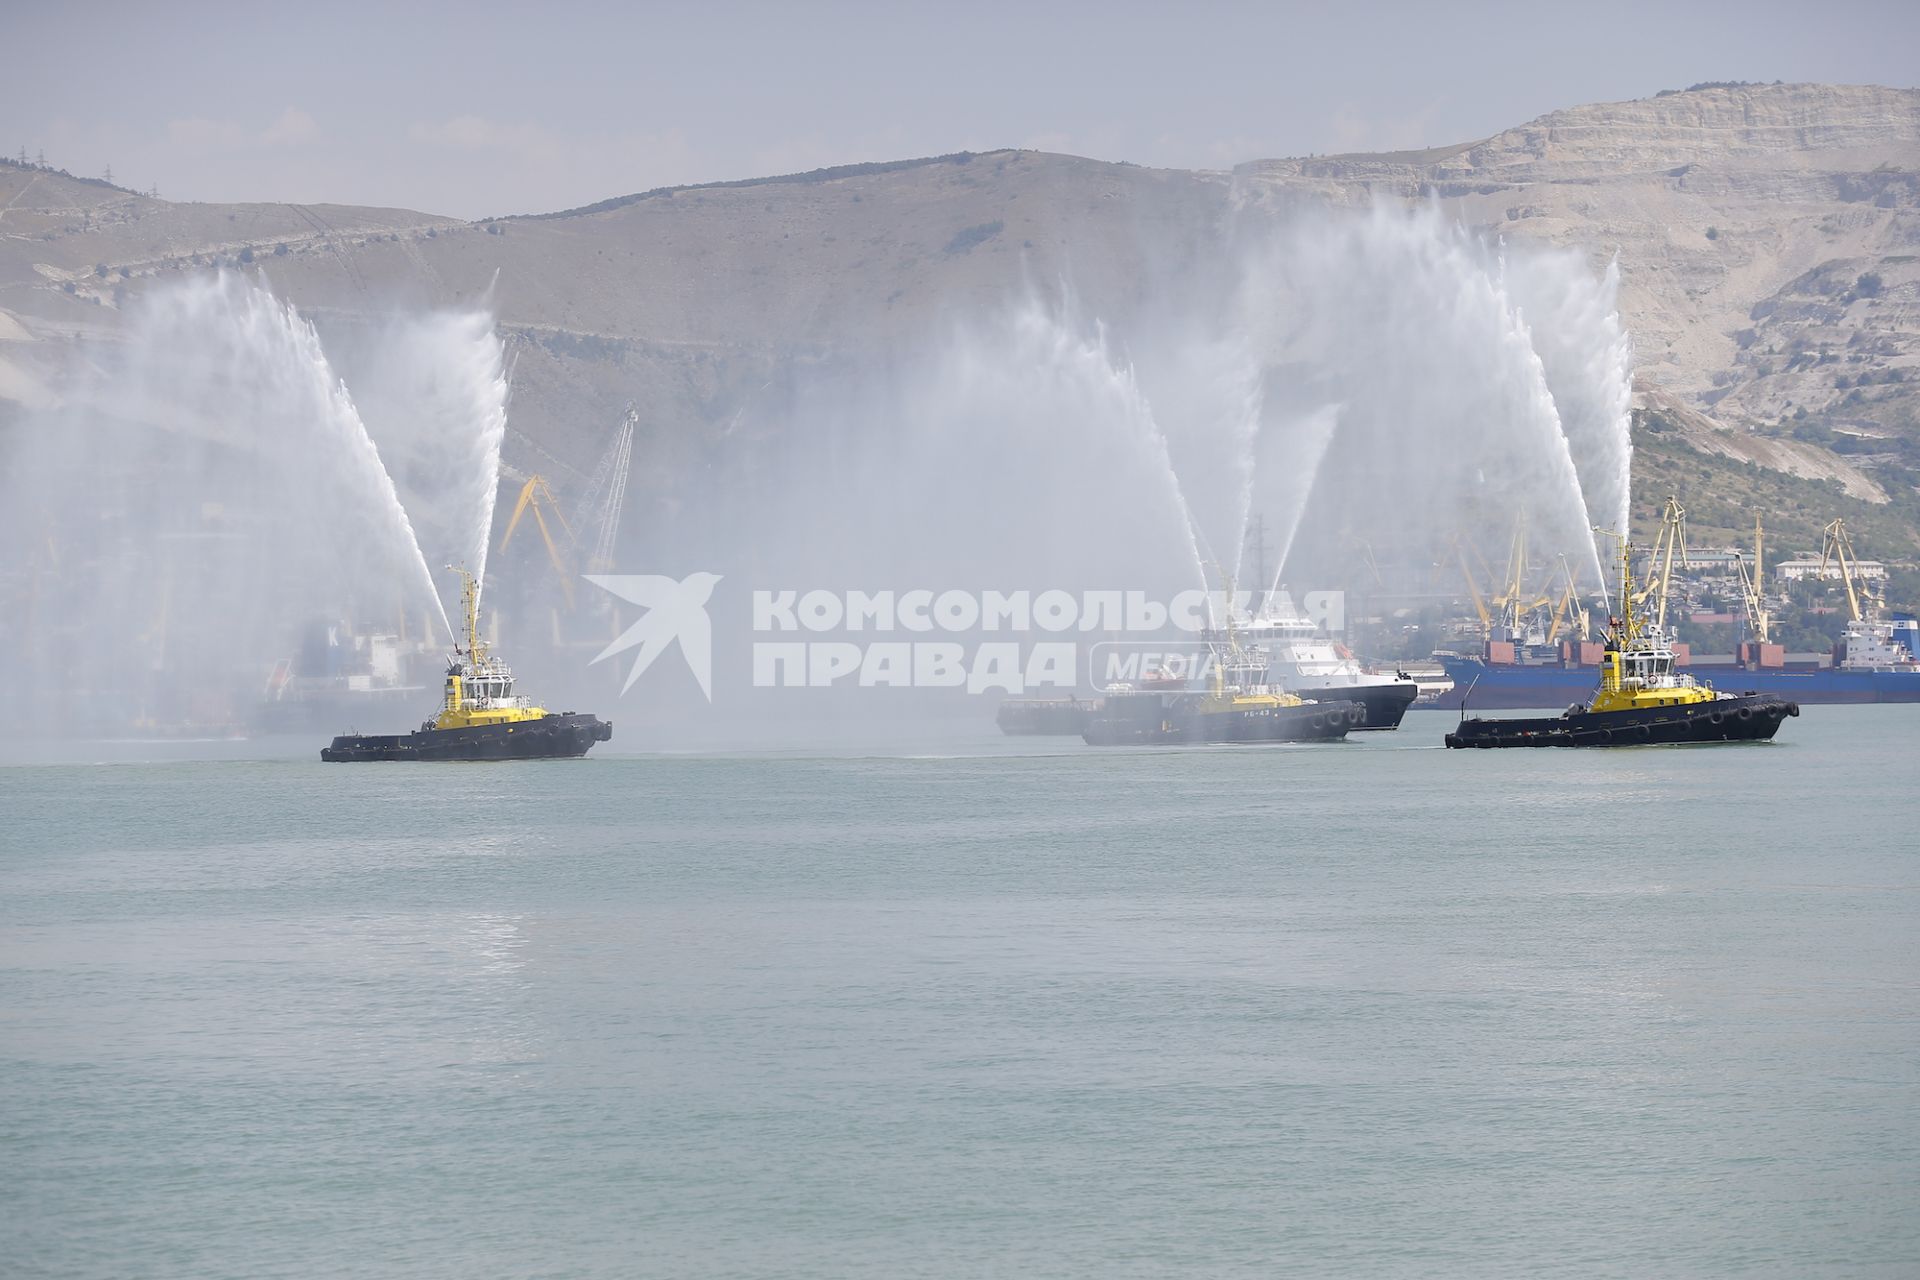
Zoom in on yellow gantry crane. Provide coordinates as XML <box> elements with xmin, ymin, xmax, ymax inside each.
<box><xmin>1634</xmin><ymin>495</ymin><xmax>1687</xmax><ymax>632</ymax></box>
<box><xmin>1734</xmin><ymin>514</ymin><xmax>1772</xmax><ymax>645</ymax></box>
<box><xmin>1489</xmin><ymin>511</ymin><xmax>1555</xmax><ymax>639</ymax></box>
<box><xmin>1449</xmin><ymin>508</ymin><xmax>1608</xmax><ymax>648</ymax></box>
<box><xmin>1456</xmin><ymin>540</ymin><xmax>1492</xmax><ymax>633</ymax></box>
<box><xmin>498</xmin><ymin>474</ymin><xmax>576</xmax><ymax>608</ymax></box>
<box><xmin>1546</xmin><ymin>555</ymin><xmax>1591</xmax><ymax>644</ymax></box>
<box><xmin>1818</xmin><ymin>517</ymin><xmax>1871</xmax><ymax>622</ymax></box>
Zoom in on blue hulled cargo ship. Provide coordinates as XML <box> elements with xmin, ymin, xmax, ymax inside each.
<box><xmin>1429</xmin><ymin>505</ymin><xmax>1919</xmax><ymax>710</ymax></box>
<box><xmin>1429</xmin><ymin>614</ymin><xmax>1919</xmax><ymax>709</ymax></box>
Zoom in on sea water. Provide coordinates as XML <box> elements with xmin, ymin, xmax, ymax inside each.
<box><xmin>4</xmin><ymin>709</ymin><xmax>1916</xmax><ymax>1277</ymax></box>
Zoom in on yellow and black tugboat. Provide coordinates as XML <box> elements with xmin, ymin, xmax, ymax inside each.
<box><xmin>1084</xmin><ymin>625</ymin><xmax>1363</xmax><ymax>745</ymax></box>
<box><xmin>1446</xmin><ymin>531</ymin><xmax>1797</xmax><ymax>749</ymax></box>
<box><xmin>321</xmin><ymin>568</ymin><xmax>612</xmax><ymax>762</ymax></box>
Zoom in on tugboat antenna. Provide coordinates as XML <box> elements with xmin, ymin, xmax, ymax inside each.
<box><xmin>447</xmin><ymin>564</ymin><xmax>486</xmax><ymax>662</ymax></box>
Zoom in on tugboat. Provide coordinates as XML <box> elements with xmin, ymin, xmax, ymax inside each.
<box><xmin>1446</xmin><ymin>535</ymin><xmax>1797</xmax><ymax>748</ymax></box>
<box><xmin>321</xmin><ymin>567</ymin><xmax>612</xmax><ymax>762</ymax></box>
<box><xmin>1083</xmin><ymin>623</ymin><xmax>1363</xmax><ymax>745</ymax></box>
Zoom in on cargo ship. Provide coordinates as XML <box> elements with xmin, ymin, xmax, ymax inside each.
<box><xmin>1431</xmin><ymin>509</ymin><xmax>1918</xmax><ymax>708</ymax></box>
<box><xmin>1432</xmin><ymin>622</ymin><xmax>1919</xmax><ymax>709</ymax></box>
<box><xmin>1447</xmin><ymin>534</ymin><xmax>1798</xmax><ymax>748</ymax></box>
<box><xmin>321</xmin><ymin>567</ymin><xmax>612</xmax><ymax>762</ymax></box>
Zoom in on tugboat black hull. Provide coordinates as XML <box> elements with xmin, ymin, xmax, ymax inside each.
<box><xmin>1289</xmin><ymin>681</ymin><xmax>1418</xmax><ymax>731</ymax></box>
<box><xmin>1084</xmin><ymin>693</ymin><xmax>1363</xmax><ymax>745</ymax></box>
<box><xmin>1444</xmin><ymin>694</ymin><xmax>1797</xmax><ymax>748</ymax></box>
<box><xmin>321</xmin><ymin>713</ymin><xmax>613</xmax><ymax>762</ymax></box>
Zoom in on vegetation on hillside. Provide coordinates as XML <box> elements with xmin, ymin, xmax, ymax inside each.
<box><xmin>1630</xmin><ymin>416</ymin><xmax>1920</xmax><ymax>562</ymax></box>
<box><xmin>1655</xmin><ymin>80</ymin><xmax>1785</xmax><ymax>97</ymax></box>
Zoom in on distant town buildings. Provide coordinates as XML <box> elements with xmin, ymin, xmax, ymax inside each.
<box><xmin>1673</xmin><ymin>548</ymin><xmax>1744</xmax><ymax>573</ymax></box>
<box><xmin>1775</xmin><ymin>557</ymin><xmax>1887</xmax><ymax>583</ymax></box>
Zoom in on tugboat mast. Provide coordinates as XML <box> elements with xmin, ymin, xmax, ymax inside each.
<box><xmin>451</xmin><ymin>564</ymin><xmax>487</xmax><ymax>663</ymax></box>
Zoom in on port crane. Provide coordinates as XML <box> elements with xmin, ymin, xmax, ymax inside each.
<box><xmin>495</xmin><ymin>404</ymin><xmax>639</xmax><ymax>614</ymax></box>
<box><xmin>1818</xmin><ymin>516</ymin><xmax>1877</xmax><ymax>622</ymax></box>
<box><xmin>1633</xmin><ymin>496</ymin><xmax>1688</xmax><ymax>632</ymax></box>
<box><xmin>1455</xmin><ymin>539</ymin><xmax>1492</xmax><ymax>633</ymax></box>
<box><xmin>1732</xmin><ymin>514</ymin><xmax>1772</xmax><ymax>644</ymax></box>
<box><xmin>1546</xmin><ymin>555</ymin><xmax>1591</xmax><ymax>644</ymax></box>
<box><xmin>573</xmin><ymin>404</ymin><xmax>637</xmax><ymax>577</ymax></box>
<box><xmin>497</xmin><ymin>473</ymin><xmax>576</xmax><ymax>608</ymax></box>
<box><xmin>1488</xmin><ymin>513</ymin><xmax>1559</xmax><ymax>643</ymax></box>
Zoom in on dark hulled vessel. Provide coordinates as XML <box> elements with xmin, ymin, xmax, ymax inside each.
<box><xmin>996</xmin><ymin>697</ymin><xmax>1095</xmax><ymax>735</ymax></box>
<box><xmin>1447</xmin><ymin>535</ymin><xmax>1797</xmax><ymax>749</ymax></box>
<box><xmin>1445</xmin><ymin>691</ymin><xmax>1795</xmax><ymax>747</ymax></box>
<box><xmin>321</xmin><ymin>711</ymin><xmax>611</xmax><ymax>761</ymax></box>
<box><xmin>1083</xmin><ymin>688</ymin><xmax>1363</xmax><ymax>745</ymax></box>
<box><xmin>321</xmin><ymin>568</ymin><xmax>612</xmax><ymax>763</ymax></box>
<box><xmin>1083</xmin><ymin>626</ymin><xmax>1361</xmax><ymax>745</ymax></box>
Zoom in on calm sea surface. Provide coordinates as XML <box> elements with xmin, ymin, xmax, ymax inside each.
<box><xmin>4</xmin><ymin>709</ymin><xmax>1917</xmax><ymax>1278</ymax></box>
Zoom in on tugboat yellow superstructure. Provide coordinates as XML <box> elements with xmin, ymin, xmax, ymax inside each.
<box><xmin>1083</xmin><ymin>609</ymin><xmax>1364</xmax><ymax>745</ymax></box>
<box><xmin>1447</xmin><ymin>511</ymin><xmax>1797</xmax><ymax>748</ymax></box>
<box><xmin>321</xmin><ymin>568</ymin><xmax>612</xmax><ymax>762</ymax></box>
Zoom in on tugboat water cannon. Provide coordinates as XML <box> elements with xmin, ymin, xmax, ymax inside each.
<box><xmin>320</xmin><ymin>566</ymin><xmax>613</xmax><ymax>762</ymax></box>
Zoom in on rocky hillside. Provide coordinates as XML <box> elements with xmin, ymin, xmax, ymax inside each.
<box><xmin>3</xmin><ymin>81</ymin><xmax>1918</xmax><ymax>552</ymax></box>
<box><xmin>1237</xmin><ymin>82</ymin><xmax>1920</xmax><ymax>537</ymax></box>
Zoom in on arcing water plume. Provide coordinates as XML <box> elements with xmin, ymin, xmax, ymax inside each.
<box><xmin>1263</xmin><ymin>403</ymin><xmax>1343</xmax><ymax>599</ymax></box>
<box><xmin>1128</xmin><ymin>332</ymin><xmax>1266</xmax><ymax>594</ymax></box>
<box><xmin>0</xmin><ymin>271</ymin><xmax>478</xmax><ymax>736</ymax></box>
<box><xmin>1499</xmin><ymin>248</ymin><xmax>1635</xmax><ymax>552</ymax></box>
<box><xmin>651</xmin><ymin>204</ymin><xmax>1635</xmax><ymax>668</ymax></box>
<box><xmin>991</xmin><ymin>300</ymin><xmax>1210</xmax><ymax>595</ymax></box>
<box><xmin>1240</xmin><ymin>203</ymin><xmax>1610</xmax><ymax>591</ymax></box>
<box><xmin>96</xmin><ymin>273</ymin><xmax>451</xmax><ymax>638</ymax></box>
<box><xmin>324</xmin><ymin>303</ymin><xmax>510</xmax><ymax>612</ymax></box>
<box><xmin>650</xmin><ymin>290</ymin><xmax>1220</xmax><ymax>615</ymax></box>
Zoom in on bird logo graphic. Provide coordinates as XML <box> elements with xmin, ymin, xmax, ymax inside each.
<box><xmin>583</xmin><ymin>572</ymin><xmax>723</xmax><ymax>700</ymax></box>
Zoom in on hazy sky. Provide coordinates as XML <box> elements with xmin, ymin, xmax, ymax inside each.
<box><xmin>5</xmin><ymin>0</ymin><xmax>1915</xmax><ymax>219</ymax></box>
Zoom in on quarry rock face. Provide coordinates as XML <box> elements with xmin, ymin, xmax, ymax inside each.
<box><xmin>1236</xmin><ymin>84</ymin><xmax>1920</xmax><ymax>431</ymax></box>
